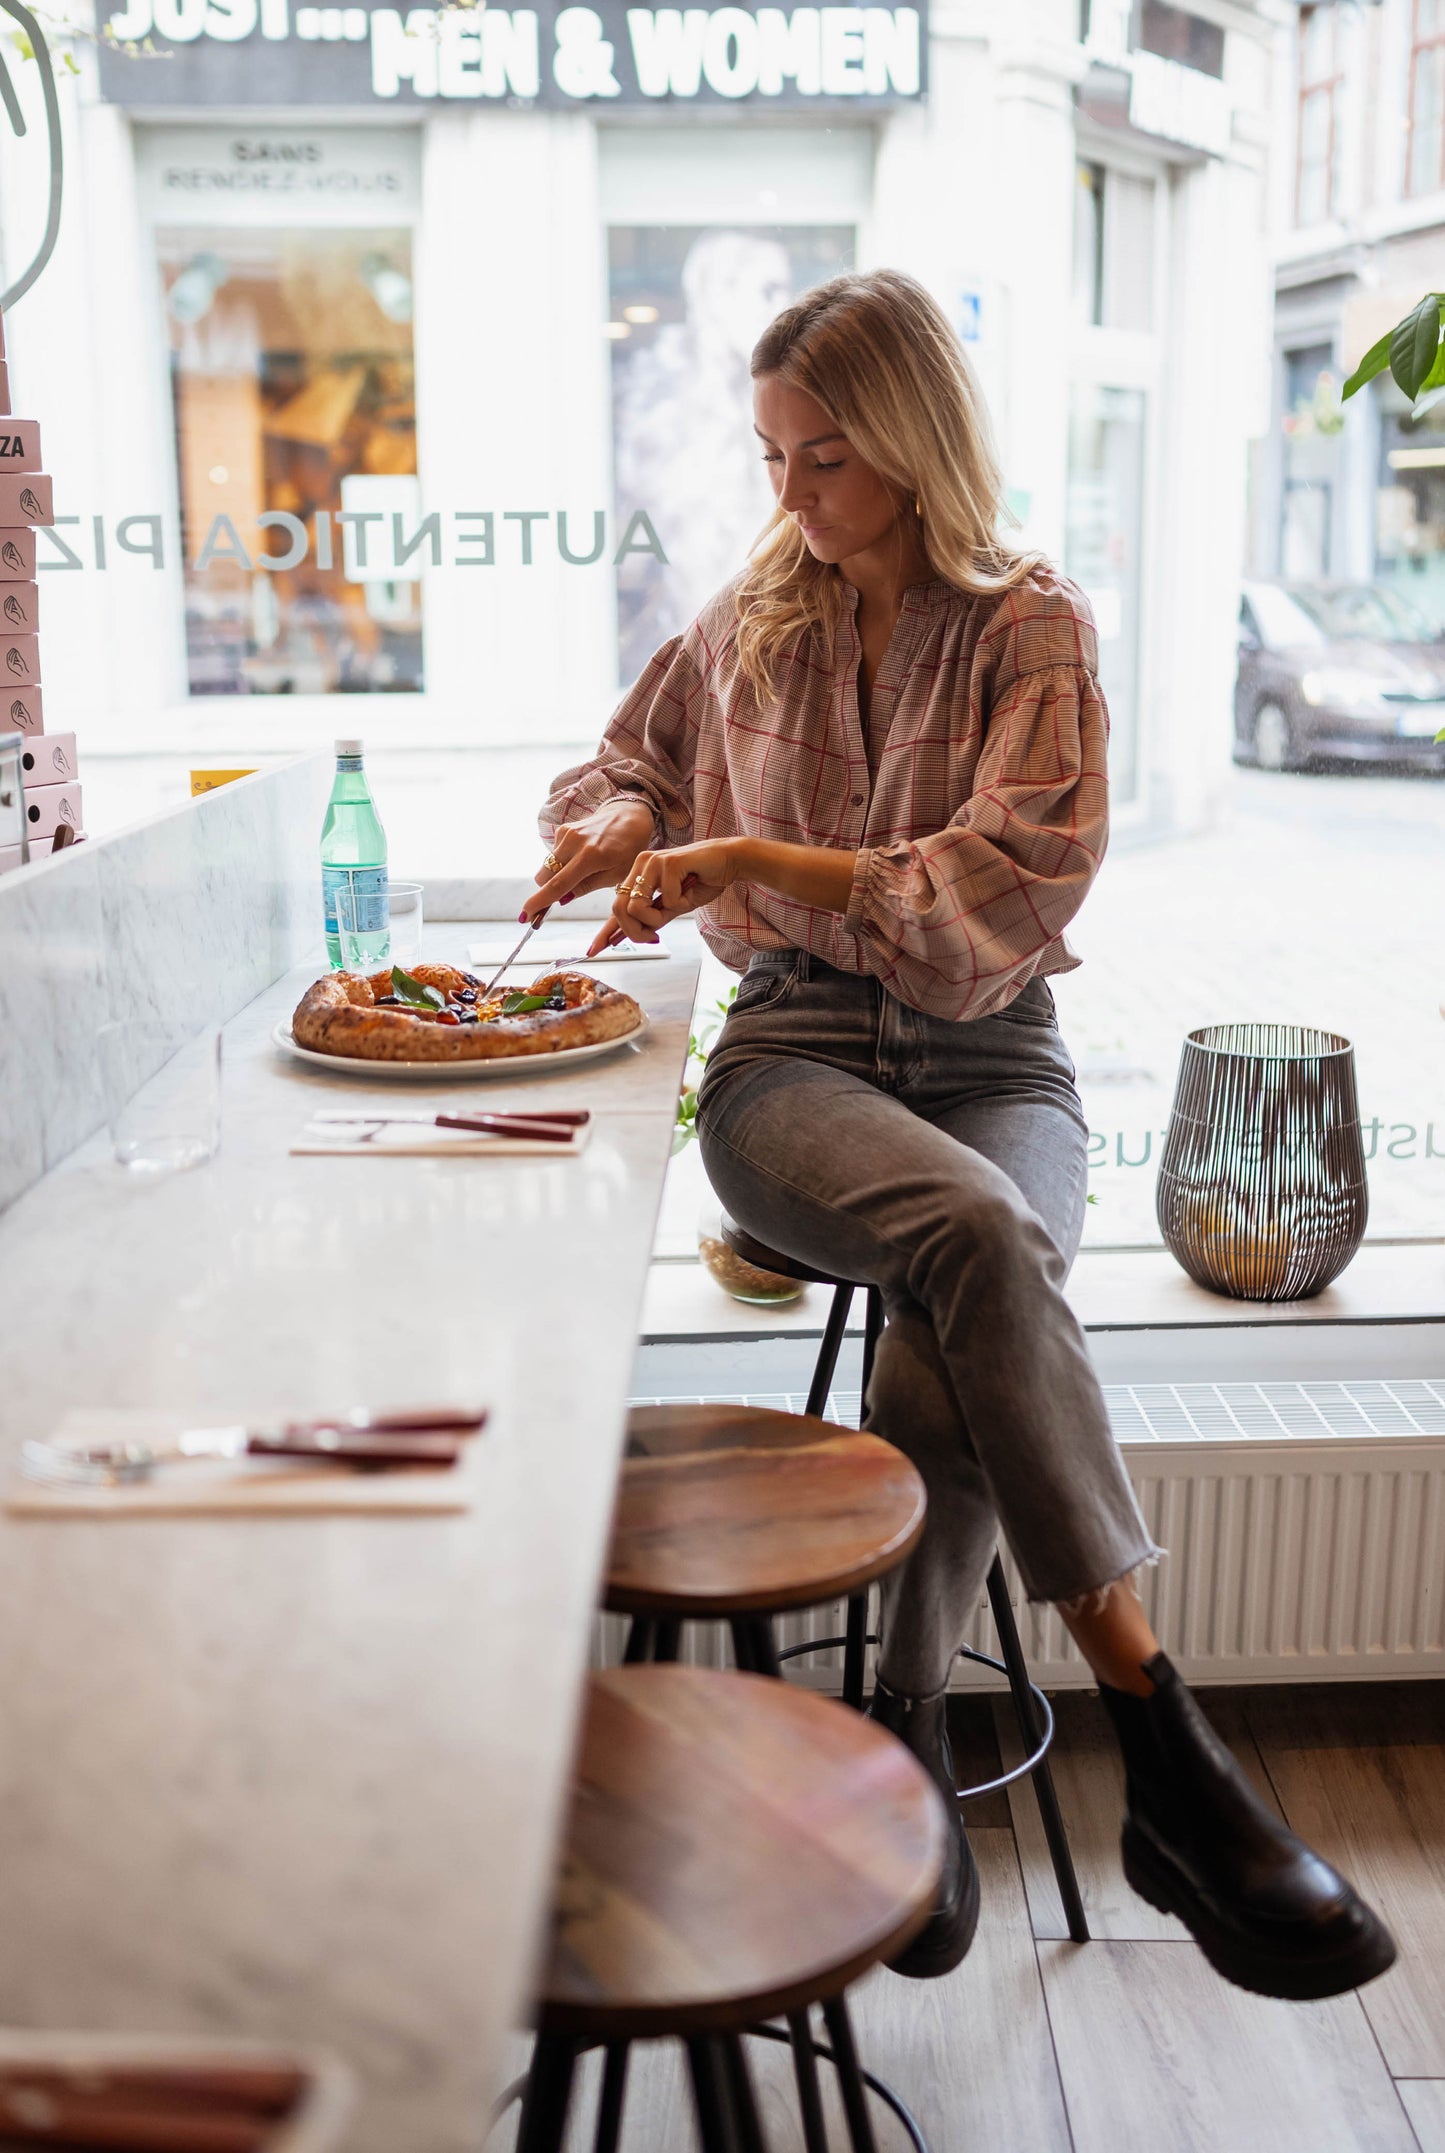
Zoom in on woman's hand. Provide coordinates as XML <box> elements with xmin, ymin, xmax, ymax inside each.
<box><xmin>587</xmin><ymin>839</ymin><xmax>740</xmax><ymax>955</ymax></box>
<box><xmin>523</xmin><ymin>798</ymin><xmax>658</xmax><ymax>924</ymax></box>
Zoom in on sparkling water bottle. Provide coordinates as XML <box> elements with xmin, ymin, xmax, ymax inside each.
<box><xmin>321</xmin><ymin>738</ymin><xmax>389</xmax><ymax>970</ymax></box>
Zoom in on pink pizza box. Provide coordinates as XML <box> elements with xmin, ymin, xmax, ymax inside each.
<box><xmin>21</xmin><ymin>731</ymin><xmax>75</xmax><ymax>784</ymax></box>
<box><xmin>0</xmin><ymin>473</ymin><xmax>52</xmax><ymax>526</ymax></box>
<box><xmin>0</xmin><ymin>581</ymin><xmax>37</xmax><ymax>633</ymax></box>
<box><xmin>0</xmin><ymin>832</ymin><xmax>83</xmax><ymax>873</ymax></box>
<box><xmin>0</xmin><ymin>419</ymin><xmax>42</xmax><ymax>472</ymax></box>
<box><xmin>0</xmin><ymin>632</ymin><xmax>38</xmax><ymax>687</ymax></box>
<box><xmin>0</xmin><ymin>530</ymin><xmax>35</xmax><ymax>580</ymax></box>
<box><xmin>2</xmin><ymin>683</ymin><xmax>42</xmax><ymax>735</ymax></box>
<box><xmin>23</xmin><ymin>779</ymin><xmax>81</xmax><ymax>839</ymax></box>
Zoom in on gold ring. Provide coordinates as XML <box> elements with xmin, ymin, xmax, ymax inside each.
<box><xmin>542</xmin><ymin>851</ymin><xmax>560</xmax><ymax>876</ymax></box>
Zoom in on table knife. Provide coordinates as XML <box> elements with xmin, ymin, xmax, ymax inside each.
<box><xmin>316</xmin><ymin>1110</ymin><xmax>589</xmax><ymax>1143</ymax></box>
<box><xmin>479</xmin><ymin>905</ymin><xmax>553</xmax><ymax>998</ymax></box>
<box><xmin>23</xmin><ymin>1406</ymin><xmax>487</xmax><ymax>1480</ymax></box>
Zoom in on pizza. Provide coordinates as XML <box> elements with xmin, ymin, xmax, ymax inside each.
<box><xmin>291</xmin><ymin>963</ymin><xmax>644</xmax><ymax>1063</ymax></box>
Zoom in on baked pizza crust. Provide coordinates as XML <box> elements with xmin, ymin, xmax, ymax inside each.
<box><xmin>291</xmin><ymin>964</ymin><xmax>644</xmax><ymax>1062</ymax></box>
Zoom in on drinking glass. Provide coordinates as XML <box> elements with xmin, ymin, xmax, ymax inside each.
<box><xmin>387</xmin><ymin>881</ymin><xmax>424</xmax><ymax>967</ymax></box>
<box><xmin>335</xmin><ymin>871</ymin><xmax>392</xmax><ymax>972</ymax></box>
<box><xmin>97</xmin><ymin>1022</ymin><xmax>222</xmax><ymax>1175</ymax></box>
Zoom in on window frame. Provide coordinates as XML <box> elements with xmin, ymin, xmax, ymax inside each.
<box><xmin>1408</xmin><ymin>0</ymin><xmax>1445</xmax><ymax>197</ymax></box>
<box><xmin>1295</xmin><ymin>3</ymin><xmax>1342</xmax><ymax>227</ymax></box>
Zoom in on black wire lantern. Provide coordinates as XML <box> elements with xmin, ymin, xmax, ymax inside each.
<box><xmin>1156</xmin><ymin>1023</ymin><xmax>1369</xmax><ymax>1301</ymax></box>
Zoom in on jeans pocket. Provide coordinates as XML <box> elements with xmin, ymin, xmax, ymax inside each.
<box><xmin>989</xmin><ymin>976</ymin><xmax>1057</xmax><ymax>1028</ymax></box>
<box><xmin>728</xmin><ymin>961</ymin><xmax>796</xmax><ymax>1016</ymax></box>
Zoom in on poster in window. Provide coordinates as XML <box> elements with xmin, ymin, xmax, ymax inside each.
<box><xmin>608</xmin><ymin>225</ymin><xmax>854</xmax><ymax>684</ymax></box>
<box><xmin>161</xmin><ymin>225</ymin><xmax>422</xmax><ymax>697</ymax></box>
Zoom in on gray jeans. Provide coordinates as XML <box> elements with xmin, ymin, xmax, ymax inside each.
<box><xmin>696</xmin><ymin>951</ymin><xmax>1159</xmax><ymax>1696</ymax></box>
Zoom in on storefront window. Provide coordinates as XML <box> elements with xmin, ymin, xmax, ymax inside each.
<box><xmin>1066</xmin><ymin>382</ymin><xmax>1147</xmax><ymax>806</ymax></box>
<box><xmin>160</xmin><ymin>225</ymin><xmax>421</xmax><ymax>696</ymax></box>
<box><xmin>1376</xmin><ymin>375</ymin><xmax>1445</xmax><ymax>627</ymax></box>
<box><xmin>1071</xmin><ymin>161</ymin><xmax>1155</xmax><ymax>333</ymax></box>
<box><xmin>1279</xmin><ymin>343</ymin><xmax>1337</xmax><ymax>580</ymax></box>
<box><xmin>608</xmin><ymin>224</ymin><xmax>853</xmax><ymax>676</ymax></box>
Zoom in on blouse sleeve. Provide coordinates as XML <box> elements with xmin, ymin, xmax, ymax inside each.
<box><xmin>843</xmin><ymin>591</ymin><xmax>1110</xmax><ymax>1022</ymax></box>
<box><xmin>540</xmin><ymin>635</ymin><xmax>701</xmax><ymax>850</ymax></box>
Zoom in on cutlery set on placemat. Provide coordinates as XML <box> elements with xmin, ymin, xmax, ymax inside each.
<box><xmin>20</xmin><ymin>1405</ymin><xmax>488</xmax><ymax>1489</ymax></box>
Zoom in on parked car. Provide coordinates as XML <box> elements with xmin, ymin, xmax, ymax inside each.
<box><xmin>1234</xmin><ymin>581</ymin><xmax>1445</xmax><ymax>770</ymax></box>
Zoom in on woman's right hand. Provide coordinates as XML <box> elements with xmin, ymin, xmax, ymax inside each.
<box><xmin>522</xmin><ymin>797</ymin><xmax>657</xmax><ymax>924</ymax></box>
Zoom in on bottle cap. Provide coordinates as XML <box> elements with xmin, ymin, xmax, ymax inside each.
<box><xmin>334</xmin><ymin>737</ymin><xmax>364</xmax><ymax>757</ymax></box>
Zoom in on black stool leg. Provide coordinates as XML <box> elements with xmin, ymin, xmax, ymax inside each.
<box><xmin>787</xmin><ymin>2010</ymin><xmax>828</xmax><ymax>2153</ymax></box>
<box><xmin>687</xmin><ymin>2035</ymin><xmax>740</xmax><ymax>2153</ymax></box>
<box><xmin>820</xmin><ymin>1996</ymin><xmax>877</xmax><ymax>2153</ymax></box>
<box><xmin>593</xmin><ymin>2041</ymin><xmax>630</xmax><ymax>2153</ymax></box>
<box><xmin>652</xmin><ymin>1617</ymin><xmax>683</xmax><ymax>1664</ymax></box>
<box><xmin>860</xmin><ymin>1286</ymin><xmax>884</xmax><ymax>1406</ymax></box>
<box><xmin>516</xmin><ymin>2033</ymin><xmax>580</xmax><ymax>2153</ymax></box>
<box><xmin>622</xmin><ymin>1617</ymin><xmax>655</xmax><ymax>1664</ymax></box>
<box><xmin>842</xmin><ymin>1593</ymin><xmax>868</xmax><ymax>1711</ymax></box>
<box><xmin>805</xmin><ymin>1282</ymin><xmax>854</xmax><ymax>1419</ymax></box>
<box><xmin>719</xmin><ymin>2035</ymin><xmax>767</xmax><ymax>2153</ymax></box>
<box><xmin>986</xmin><ymin>1555</ymin><xmax>1090</xmax><ymax>1944</ymax></box>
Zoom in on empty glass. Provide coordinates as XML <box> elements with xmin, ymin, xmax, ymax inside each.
<box><xmin>334</xmin><ymin>870</ymin><xmax>393</xmax><ymax>972</ymax></box>
<box><xmin>387</xmin><ymin>881</ymin><xmax>424</xmax><ymax>967</ymax></box>
<box><xmin>98</xmin><ymin>1022</ymin><xmax>222</xmax><ymax>1175</ymax></box>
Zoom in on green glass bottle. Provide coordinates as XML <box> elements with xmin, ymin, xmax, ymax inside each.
<box><xmin>320</xmin><ymin>737</ymin><xmax>389</xmax><ymax>970</ymax></box>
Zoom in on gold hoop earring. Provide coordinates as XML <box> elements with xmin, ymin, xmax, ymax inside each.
<box><xmin>914</xmin><ymin>495</ymin><xmax>924</xmax><ymax>518</ymax></box>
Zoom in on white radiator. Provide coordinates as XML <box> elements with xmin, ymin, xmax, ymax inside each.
<box><xmin>603</xmin><ymin>1379</ymin><xmax>1445</xmax><ymax>1688</ymax></box>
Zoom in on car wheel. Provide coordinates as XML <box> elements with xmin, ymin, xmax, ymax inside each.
<box><xmin>1253</xmin><ymin>701</ymin><xmax>1295</xmax><ymax>771</ymax></box>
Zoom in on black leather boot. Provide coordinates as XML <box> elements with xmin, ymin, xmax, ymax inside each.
<box><xmin>867</xmin><ymin>1677</ymin><xmax>980</xmax><ymax>1979</ymax></box>
<box><xmin>1101</xmin><ymin>1652</ymin><xmax>1396</xmax><ymax>2000</ymax></box>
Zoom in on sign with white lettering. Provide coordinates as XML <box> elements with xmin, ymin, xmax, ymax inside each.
<box><xmin>136</xmin><ymin>126</ymin><xmax>421</xmax><ymax>222</ymax></box>
<box><xmin>99</xmin><ymin>0</ymin><xmax>926</xmax><ymax>106</ymax></box>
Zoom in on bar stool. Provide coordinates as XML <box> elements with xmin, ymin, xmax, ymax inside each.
<box><xmin>717</xmin><ymin>1217</ymin><xmax>1090</xmax><ymax>1945</ymax></box>
<box><xmin>514</xmin><ymin>1664</ymin><xmax>945</xmax><ymax>2153</ymax></box>
<box><xmin>612</xmin><ymin>1404</ymin><xmax>927</xmax><ymax>1681</ymax></box>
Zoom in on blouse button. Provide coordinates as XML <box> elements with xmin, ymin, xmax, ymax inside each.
<box><xmin>851</xmin><ymin>792</ymin><xmax>865</xmax><ymax>807</ymax></box>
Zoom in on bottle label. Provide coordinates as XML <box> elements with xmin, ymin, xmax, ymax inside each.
<box><xmin>323</xmin><ymin>864</ymin><xmax>388</xmax><ymax>939</ymax></box>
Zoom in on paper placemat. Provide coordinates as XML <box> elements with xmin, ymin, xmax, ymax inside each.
<box><xmin>6</xmin><ymin>1410</ymin><xmax>484</xmax><ymax>1518</ymax></box>
<box><xmin>290</xmin><ymin>1112</ymin><xmax>592</xmax><ymax>1158</ymax></box>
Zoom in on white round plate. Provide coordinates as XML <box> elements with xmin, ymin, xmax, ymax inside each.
<box><xmin>272</xmin><ymin>1013</ymin><xmax>649</xmax><ymax>1080</ymax></box>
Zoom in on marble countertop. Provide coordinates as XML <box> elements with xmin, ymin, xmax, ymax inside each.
<box><xmin>0</xmin><ymin>929</ymin><xmax>700</xmax><ymax>2152</ymax></box>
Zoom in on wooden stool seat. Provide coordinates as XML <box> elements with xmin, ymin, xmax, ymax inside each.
<box><xmin>721</xmin><ymin>1216</ymin><xmax>857</xmax><ymax>1287</ymax></box>
<box><xmin>539</xmin><ymin>1664</ymin><xmax>944</xmax><ymax>2040</ymax></box>
<box><xmin>610</xmin><ymin>1405</ymin><xmax>927</xmax><ymax>1617</ymax></box>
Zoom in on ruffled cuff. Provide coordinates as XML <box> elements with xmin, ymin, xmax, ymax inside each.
<box><xmin>844</xmin><ymin>842</ymin><xmax>913</xmax><ymax>943</ymax></box>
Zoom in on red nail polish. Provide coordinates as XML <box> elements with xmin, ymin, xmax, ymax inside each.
<box><xmin>518</xmin><ymin>911</ymin><xmax>529</xmax><ymax>924</ymax></box>
<box><xmin>561</xmin><ymin>892</ymin><xmax>574</xmax><ymax>905</ymax></box>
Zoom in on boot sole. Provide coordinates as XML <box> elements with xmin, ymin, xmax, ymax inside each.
<box><xmin>1122</xmin><ymin>1823</ymin><xmax>1397</xmax><ymax>2002</ymax></box>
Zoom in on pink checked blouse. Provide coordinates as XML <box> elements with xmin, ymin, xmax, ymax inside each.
<box><xmin>541</xmin><ymin>565</ymin><xmax>1109</xmax><ymax>1023</ymax></box>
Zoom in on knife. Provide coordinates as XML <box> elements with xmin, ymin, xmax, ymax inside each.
<box><xmin>480</xmin><ymin>905</ymin><xmax>553</xmax><ymax>998</ymax></box>
<box><xmin>22</xmin><ymin>1406</ymin><xmax>487</xmax><ymax>1480</ymax></box>
<box><xmin>315</xmin><ymin>1110</ymin><xmax>589</xmax><ymax>1144</ymax></box>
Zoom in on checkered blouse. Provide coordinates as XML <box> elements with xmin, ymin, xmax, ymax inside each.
<box><xmin>541</xmin><ymin>566</ymin><xmax>1108</xmax><ymax>1022</ymax></box>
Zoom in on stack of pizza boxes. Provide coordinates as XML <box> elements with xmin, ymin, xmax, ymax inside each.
<box><xmin>0</xmin><ymin>303</ymin><xmax>81</xmax><ymax>875</ymax></box>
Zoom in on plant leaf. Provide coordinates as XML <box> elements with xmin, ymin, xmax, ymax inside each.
<box><xmin>502</xmin><ymin>991</ymin><xmax>551</xmax><ymax>1015</ymax></box>
<box><xmin>1342</xmin><ymin>329</ymin><xmax>1392</xmax><ymax>400</ymax></box>
<box><xmin>1389</xmin><ymin>295</ymin><xmax>1444</xmax><ymax>401</ymax></box>
<box><xmin>390</xmin><ymin>964</ymin><xmax>437</xmax><ymax>1008</ymax></box>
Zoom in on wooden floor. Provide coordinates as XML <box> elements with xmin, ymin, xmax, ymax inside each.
<box><xmin>491</xmin><ymin>1680</ymin><xmax>1445</xmax><ymax>2153</ymax></box>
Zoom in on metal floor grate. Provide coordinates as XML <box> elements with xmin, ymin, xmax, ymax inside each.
<box><xmin>630</xmin><ymin>1378</ymin><xmax>1445</xmax><ymax>1444</ymax></box>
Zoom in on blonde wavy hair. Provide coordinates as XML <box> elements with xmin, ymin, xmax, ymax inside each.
<box><xmin>735</xmin><ymin>268</ymin><xmax>1044</xmax><ymax>697</ymax></box>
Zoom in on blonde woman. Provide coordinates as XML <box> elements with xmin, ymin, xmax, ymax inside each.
<box><xmin>527</xmin><ymin>270</ymin><xmax>1393</xmax><ymax>1994</ymax></box>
